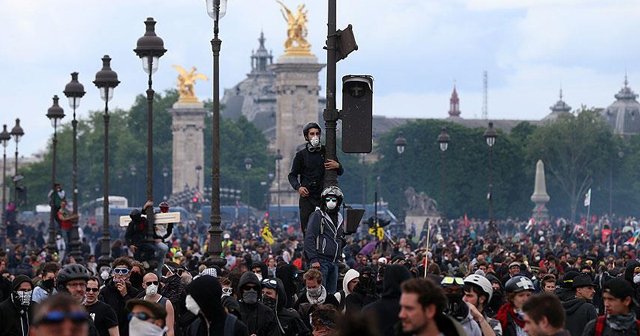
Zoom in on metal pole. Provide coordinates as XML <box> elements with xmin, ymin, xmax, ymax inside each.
<box><xmin>1</xmin><ymin>147</ymin><xmax>6</xmax><ymax>250</ymax></box>
<box><xmin>13</xmin><ymin>142</ymin><xmax>18</xmax><ymax>204</ymax></box>
<box><xmin>145</xmin><ymin>58</ymin><xmax>156</xmax><ymax>243</ymax></box>
<box><xmin>323</xmin><ymin>0</ymin><xmax>338</xmax><ymax>188</ymax></box>
<box><xmin>47</xmin><ymin>122</ymin><xmax>58</xmax><ymax>255</ymax></box>
<box><xmin>69</xmin><ymin>106</ymin><xmax>83</xmax><ymax>262</ymax></box>
<box><xmin>98</xmin><ymin>100</ymin><xmax>112</xmax><ymax>265</ymax></box>
<box><xmin>276</xmin><ymin>158</ymin><xmax>281</xmax><ymax>221</ymax></box>
<box><xmin>488</xmin><ymin>146</ymin><xmax>494</xmax><ymax>224</ymax></box>
<box><xmin>440</xmin><ymin>150</ymin><xmax>445</xmax><ymax>218</ymax></box>
<box><xmin>206</xmin><ymin>0</ymin><xmax>225</xmax><ymax>268</ymax></box>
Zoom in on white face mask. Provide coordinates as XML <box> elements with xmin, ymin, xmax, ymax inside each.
<box><xmin>185</xmin><ymin>295</ymin><xmax>201</xmax><ymax>316</ymax></box>
<box><xmin>129</xmin><ymin>316</ymin><xmax>166</xmax><ymax>336</ymax></box>
<box><xmin>145</xmin><ymin>284</ymin><xmax>158</xmax><ymax>296</ymax></box>
<box><xmin>633</xmin><ymin>274</ymin><xmax>640</xmax><ymax>284</ymax></box>
<box><xmin>310</xmin><ymin>136</ymin><xmax>321</xmax><ymax>148</ymax></box>
<box><xmin>254</xmin><ymin>273</ymin><xmax>263</xmax><ymax>281</ymax></box>
<box><xmin>100</xmin><ymin>270</ymin><xmax>110</xmax><ymax>280</ymax></box>
<box><xmin>15</xmin><ymin>290</ymin><xmax>32</xmax><ymax>306</ymax></box>
<box><xmin>326</xmin><ymin>199</ymin><xmax>337</xmax><ymax>210</ymax></box>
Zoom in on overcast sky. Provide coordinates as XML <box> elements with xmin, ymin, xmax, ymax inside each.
<box><xmin>1</xmin><ymin>0</ymin><xmax>639</xmax><ymax>156</ymax></box>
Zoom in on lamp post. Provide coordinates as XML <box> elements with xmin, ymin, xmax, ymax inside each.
<box><xmin>134</xmin><ymin>17</ymin><xmax>166</xmax><ymax>243</ymax></box>
<box><xmin>46</xmin><ymin>95</ymin><xmax>65</xmax><ymax>255</ymax></box>
<box><xmin>129</xmin><ymin>165</ymin><xmax>137</xmax><ymax>206</ymax></box>
<box><xmin>395</xmin><ymin>132</ymin><xmax>407</xmax><ymax>192</ymax></box>
<box><xmin>93</xmin><ymin>55</ymin><xmax>120</xmax><ymax>266</ymax></box>
<box><xmin>483</xmin><ymin>122</ymin><xmax>497</xmax><ymax>227</ymax></box>
<box><xmin>162</xmin><ymin>166</ymin><xmax>169</xmax><ymax>200</ymax></box>
<box><xmin>275</xmin><ymin>150</ymin><xmax>283</xmax><ymax>221</ymax></box>
<box><xmin>63</xmin><ymin>72</ymin><xmax>86</xmax><ymax>262</ymax></box>
<box><xmin>195</xmin><ymin>165</ymin><xmax>202</xmax><ymax>190</ymax></box>
<box><xmin>205</xmin><ymin>0</ymin><xmax>228</xmax><ymax>268</ymax></box>
<box><xmin>0</xmin><ymin>125</ymin><xmax>10</xmax><ymax>250</ymax></box>
<box><xmin>9</xmin><ymin>118</ymin><xmax>24</xmax><ymax>204</ymax></box>
<box><xmin>244</xmin><ymin>157</ymin><xmax>252</xmax><ymax>224</ymax></box>
<box><xmin>437</xmin><ymin>127</ymin><xmax>450</xmax><ymax>218</ymax></box>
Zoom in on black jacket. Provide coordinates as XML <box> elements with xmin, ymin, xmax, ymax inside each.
<box><xmin>563</xmin><ymin>298</ymin><xmax>597</xmax><ymax>336</ymax></box>
<box><xmin>288</xmin><ymin>145</ymin><xmax>343</xmax><ymax>198</ymax></box>
<box><xmin>582</xmin><ymin>316</ymin><xmax>639</xmax><ymax>336</ymax></box>
<box><xmin>273</xmin><ymin>278</ymin><xmax>309</xmax><ymax>336</ymax></box>
<box><xmin>0</xmin><ymin>297</ymin><xmax>33</xmax><ymax>336</ymax></box>
<box><xmin>98</xmin><ymin>279</ymin><xmax>141</xmax><ymax>336</ymax></box>
<box><xmin>363</xmin><ymin>265</ymin><xmax>412</xmax><ymax>336</ymax></box>
<box><xmin>304</xmin><ymin>209</ymin><xmax>344</xmax><ymax>263</ymax></box>
<box><xmin>237</xmin><ymin>273</ymin><xmax>281</xmax><ymax>336</ymax></box>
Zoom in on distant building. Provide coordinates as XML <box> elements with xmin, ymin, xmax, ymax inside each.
<box><xmin>601</xmin><ymin>76</ymin><xmax>640</xmax><ymax>136</ymax></box>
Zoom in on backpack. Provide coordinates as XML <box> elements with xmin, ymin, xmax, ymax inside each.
<box><xmin>594</xmin><ymin>316</ymin><xmax>640</xmax><ymax>336</ymax></box>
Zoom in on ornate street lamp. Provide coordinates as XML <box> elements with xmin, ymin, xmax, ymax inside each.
<box><xmin>483</xmin><ymin>122</ymin><xmax>498</xmax><ymax>226</ymax></box>
<box><xmin>0</xmin><ymin>125</ymin><xmax>10</xmax><ymax>250</ymax></box>
<box><xmin>205</xmin><ymin>0</ymin><xmax>229</xmax><ymax>268</ymax></box>
<box><xmin>46</xmin><ymin>95</ymin><xmax>65</xmax><ymax>255</ymax></box>
<box><xmin>9</xmin><ymin>118</ymin><xmax>24</xmax><ymax>204</ymax></box>
<box><xmin>162</xmin><ymin>166</ymin><xmax>169</xmax><ymax>200</ymax></box>
<box><xmin>63</xmin><ymin>72</ymin><xmax>86</xmax><ymax>262</ymax></box>
<box><xmin>134</xmin><ymin>16</ymin><xmax>166</xmax><ymax>244</ymax></box>
<box><xmin>275</xmin><ymin>149</ymin><xmax>283</xmax><ymax>221</ymax></box>
<box><xmin>244</xmin><ymin>157</ymin><xmax>252</xmax><ymax>223</ymax></box>
<box><xmin>437</xmin><ymin>127</ymin><xmax>450</xmax><ymax>218</ymax></box>
<box><xmin>395</xmin><ymin>132</ymin><xmax>407</xmax><ymax>155</ymax></box>
<box><xmin>93</xmin><ymin>55</ymin><xmax>120</xmax><ymax>266</ymax></box>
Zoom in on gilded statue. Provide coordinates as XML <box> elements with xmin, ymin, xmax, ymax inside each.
<box><xmin>172</xmin><ymin>65</ymin><xmax>208</xmax><ymax>103</ymax></box>
<box><xmin>276</xmin><ymin>1</ymin><xmax>311</xmax><ymax>55</ymax></box>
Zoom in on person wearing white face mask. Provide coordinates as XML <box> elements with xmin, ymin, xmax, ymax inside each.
<box><xmin>303</xmin><ymin>186</ymin><xmax>346</xmax><ymax>295</ymax></box>
<box><xmin>288</xmin><ymin>122</ymin><xmax>344</xmax><ymax>236</ymax></box>
<box><xmin>139</xmin><ymin>272</ymin><xmax>174</xmax><ymax>336</ymax></box>
<box><xmin>0</xmin><ymin>275</ymin><xmax>34</xmax><ymax>336</ymax></box>
<box><xmin>126</xmin><ymin>299</ymin><xmax>167</xmax><ymax>336</ymax></box>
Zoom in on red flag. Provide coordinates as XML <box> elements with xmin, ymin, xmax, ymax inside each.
<box><xmin>463</xmin><ymin>213</ymin><xmax>470</xmax><ymax>227</ymax></box>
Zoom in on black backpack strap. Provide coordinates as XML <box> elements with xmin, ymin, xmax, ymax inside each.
<box><xmin>224</xmin><ymin>313</ymin><xmax>237</xmax><ymax>336</ymax></box>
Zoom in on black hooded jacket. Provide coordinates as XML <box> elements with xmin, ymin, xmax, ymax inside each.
<box><xmin>363</xmin><ymin>265</ymin><xmax>412</xmax><ymax>336</ymax></box>
<box><xmin>186</xmin><ymin>275</ymin><xmax>248</xmax><ymax>336</ymax></box>
<box><xmin>624</xmin><ymin>261</ymin><xmax>640</xmax><ymax>318</ymax></box>
<box><xmin>0</xmin><ymin>296</ymin><xmax>33</xmax><ymax>336</ymax></box>
<box><xmin>237</xmin><ymin>272</ymin><xmax>281</xmax><ymax>336</ymax></box>
<box><xmin>563</xmin><ymin>298</ymin><xmax>597</xmax><ymax>336</ymax></box>
<box><xmin>271</xmin><ymin>278</ymin><xmax>309</xmax><ymax>336</ymax></box>
<box><xmin>98</xmin><ymin>278</ymin><xmax>141</xmax><ymax>336</ymax></box>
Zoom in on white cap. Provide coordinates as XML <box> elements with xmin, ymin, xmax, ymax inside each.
<box><xmin>378</xmin><ymin>257</ymin><xmax>388</xmax><ymax>265</ymax></box>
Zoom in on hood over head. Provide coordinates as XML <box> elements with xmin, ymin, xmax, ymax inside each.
<box><xmin>624</xmin><ymin>261</ymin><xmax>640</xmax><ymax>283</ymax></box>
<box><xmin>382</xmin><ymin>264</ymin><xmax>412</xmax><ymax>298</ymax></box>
<box><xmin>342</xmin><ymin>269</ymin><xmax>360</xmax><ymax>296</ymax></box>
<box><xmin>238</xmin><ymin>271</ymin><xmax>260</xmax><ymax>294</ymax></box>
<box><xmin>187</xmin><ymin>275</ymin><xmax>224</xmax><ymax>319</ymax></box>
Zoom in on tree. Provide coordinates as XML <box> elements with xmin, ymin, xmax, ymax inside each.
<box><xmin>526</xmin><ymin>109</ymin><xmax>614</xmax><ymax>221</ymax></box>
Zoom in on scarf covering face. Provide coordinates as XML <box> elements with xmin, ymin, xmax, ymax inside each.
<box><xmin>306</xmin><ymin>286</ymin><xmax>327</xmax><ymax>305</ymax></box>
<box><xmin>607</xmin><ymin>313</ymin><xmax>637</xmax><ymax>330</ymax></box>
<box><xmin>496</xmin><ymin>302</ymin><xmax>525</xmax><ymax>331</ymax></box>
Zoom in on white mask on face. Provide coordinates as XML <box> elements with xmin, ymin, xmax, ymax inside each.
<box><xmin>129</xmin><ymin>316</ymin><xmax>166</xmax><ymax>336</ymax></box>
<box><xmin>185</xmin><ymin>295</ymin><xmax>201</xmax><ymax>316</ymax></box>
<box><xmin>326</xmin><ymin>199</ymin><xmax>337</xmax><ymax>210</ymax></box>
<box><xmin>254</xmin><ymin>273</ymin><xmax>263</xmax><ymax>281</ymax></box>
<box><xmin>145</xmin><ymin>284</ymin><xmax>158</xmax><ymax>296</ymax></box>
<box><xmin>100</xmin><ymin>270</ymin><xmax>109</xmax><ymax>281</ymax></box>
<box><xmin>634</xmin><ymin>274</ymin><xmax>640</xmax><ymax>284</ymax></box>
<box><xmin>310</xmin><ymin>136</ymin><xmax>321</xmax><ymax>148</ymax></box>
<box><xmin>15</xmin><ymin>290</ymin><xmax>32</xmax><ymax>306</ymax></box>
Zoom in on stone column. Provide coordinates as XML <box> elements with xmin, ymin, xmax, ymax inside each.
<box><xmin>531</xmin><ymin>159</ymin><xmax>550</xmax><ymax>223</ymax></box>
<box><xmin>170</xmin><ymin>101</ymin><xmax>207</xmax><ymax>195</ymax></box>
<box><xmin>271</xmin><ymin>55</ymin><xmax>325</xmax><ymax>206</ymax></box>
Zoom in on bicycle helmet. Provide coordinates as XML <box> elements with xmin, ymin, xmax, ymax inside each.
<box><xmin>464</xmin><ymin>274</ymin><xmax>493</xmax><ymax>301</ymax></box>
<box><xmin>505</xmin><ymin>275</ymin><xmax>534</xmax><ymax>294</ymax></box>
<box><xmin>56</xmin><ymin>264</ymin><xmax>91</xmax><ymax>291</ymax></box>
<box><xmin>302</xmin><ymin>122</ymin><xmax>321</xmax><ymax>139</ymax></box>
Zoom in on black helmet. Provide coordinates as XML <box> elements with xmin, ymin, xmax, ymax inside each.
<box><xmin>130</xmin><ymin>209</ymin><xmax>141</xmax><ymax>218</ymax></box>
<box><xmin>56</xmin><ymin>264</ymin><xmax>90</xmax><ymax>291</ymax></box>
<box><xmin>302</xmin><ymin>122</ymin><xmax>321</xmax><ymax>139</ymax></box>
<box><xmin>505</xmin><ymin>275</ymin><xmax>534</xmax><ymax>294</ymax></box>
<box><xmin>321</xmin><ymin>186</ymin><xmax>344</xmax><ymax>208</ymax></box>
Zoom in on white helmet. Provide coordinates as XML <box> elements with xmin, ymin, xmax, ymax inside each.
<box><xmin>464</xmin><ymin>274</ymin><xmax>493</xmax><ymax>301</ymax></box>
<box><xmin>321</xmin><ymin>186</ymin><xmax>344</xmax><ymax>199</ymax></box>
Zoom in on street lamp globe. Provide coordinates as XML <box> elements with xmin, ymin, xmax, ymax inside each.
<box><xmin>46</xmin><ymin>95</ymin><xmax>66</xmax><ymax>128</ymax></box>
<box><xmin>206</xmin><ymin>0</ymin><xmax>228</xmax><ymax>20</ymax></box>
<box><xmin>438</xmin><ymin>127</ymin><xmax>450</xmax><ymax>152</ymax></box>
<box><xmin>395</xmin><ymin>132</ymin><xmax>407</xmax><ymax>155</ymax></box>
<box><xmin>0</xmin><ymin>125</ymin><xmax>10</xmax><ymax>148</ymax></box>
<box><xmin>10</xmin><ymin>118</ymin><xmax>24</xmax><ymax>143</ymax></box>
<box><xmin>93</xmin><ymin>55</ymin><xmax>120</xmax><ymax>102</ymax></box>
<box><xmin>484</xmin><ymin>122</ymin><xmax>497</xmax><ymax>147</ymax></box>
<box><xmin>245</xmin><ymin>157</ymin><xmax>253</xmax><ymax>171</ymax></box>
<box><xmin>134</xmin><ymin>17</ymin><xmax>166</xmax><ymax>74</ymax></box>
<box><xmin>63</xmin><ymin>72</ymin><xmax>86</xmax><ymax>109</ymax></box>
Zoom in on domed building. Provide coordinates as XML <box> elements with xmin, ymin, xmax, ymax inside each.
<box><xmin>542</xmin><ymin>89</ymin><xmax>572</xmax><ymax>122</ymax></box>
<box><xmin>601</xmin><ymin>76</ymin><xmax>640</xmax><ymax>136</ymax></box>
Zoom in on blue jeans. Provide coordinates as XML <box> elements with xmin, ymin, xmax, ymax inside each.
<box><xmin>155</xmin><ymin>242</ymin><xmax>169</xmax><ymax>277</ymax></box>
<box><xmin>319</xmin><ymin>260</ymin><xmax>339</xmax><ymax>294</ymax></box>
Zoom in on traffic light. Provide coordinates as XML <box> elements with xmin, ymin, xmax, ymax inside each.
<box><xmin>341</xmin><ymin>75</ymin><xmax>373</xmax><ymax>153</ymax></box>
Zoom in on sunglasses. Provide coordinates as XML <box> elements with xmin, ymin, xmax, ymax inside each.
<box><xmin>128</xmin><ymin>312</ymin><xmax>156</xmax><ymax>322</ymax></box>
<box><xmin>261</xmin><ymin>278</ymin><xmax>278</xmax><ymax>289</ymax></box>
<box><xmin>145</xmin><ymin>281</ymin><xmax>159</xmax><ymax>286</ymax></box>
<box><xmin>34</xmin><ymin>311</ymin><xmax>88</xmax><ymax>326</ymax></box>
<box><xmin>86</xmin><ymin>288</ymin><xmax>99</xmax><ymax>293</ymax></box>
<box><xmin>113</xmin><ymin>268</ymin><xmax>130</xmax><ymax>275</ymax></box>
<box><xmin>325</xmin><ymin>197</ymin><xmax>337</xmax><ymax>202</ymax></box>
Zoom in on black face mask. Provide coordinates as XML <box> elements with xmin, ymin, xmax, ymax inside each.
<box><xmin>263</xmin><ymin>296</ymin><xmax>277</xmax><ymax>310</ymax></box>
<box><xmin>42</xmin><ymin>279</ymin><xmax>55</xmax><ymax>290</ymax></box>
<box><xmin>129</xmin><ymin>272</ymin><xmax>143</xmax><ymax>289</ymax></box>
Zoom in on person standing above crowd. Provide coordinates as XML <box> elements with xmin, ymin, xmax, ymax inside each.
<box><xmin>288</xmin><ymin>122</ymin><xmax>343</xmax><ymax>234</ymax></box>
